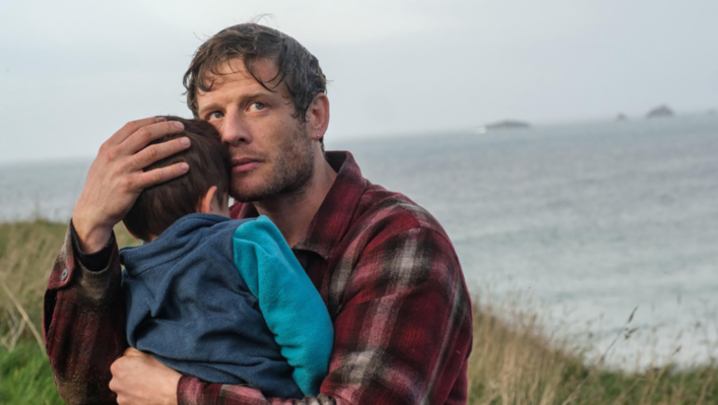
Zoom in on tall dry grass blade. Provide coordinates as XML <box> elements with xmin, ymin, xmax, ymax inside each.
<box><xmin>561</xmin><ymin>306</ymin><xmax>641</xmax><ymax>405</ymax></box>
<box><xmin>695</xmin><ymin>366</ymin><xmax>716</xmax><ymax>405</ymax></box>
<box><xmin>0</xmin><ymin>333</ymin><xmax>11</xmax><ymax>350</ymax></box>
<box><xmin>611</xmin><ymin>375</ymin><xmax>645</xmax><ymax>405</ymax></box>
<box><xmin>8</xmin><ymin>318</ymin><xmax>26</xmax><ymax>352</ymax></box>
<box><xmin>6</xmin><ymin>303</ymin><xmax>20</xmax><ymax>328</ymax></box>
<box><xmin>0</xmin><ymin>281</ymin><xmax>44</xmax><ymax>353</ymax></box>
<box><xmin>538</xmin><ymin>371</ymin><xmax>561</xmax><ymax>405</ymax></box>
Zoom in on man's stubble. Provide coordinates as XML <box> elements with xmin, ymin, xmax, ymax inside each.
<box><xmin>230</xmin><ymin>122</ymin><xmax>315</xmax><ymax>204</ymax></box>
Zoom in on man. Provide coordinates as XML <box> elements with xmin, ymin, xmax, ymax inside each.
<box><xmin>44</xmin><ymin>23</ymin><xmax>472</xmax><ymax>405</ymax></box>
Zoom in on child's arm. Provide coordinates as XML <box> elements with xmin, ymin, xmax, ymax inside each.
<box><xmin>232</xmin><ymin>216</ymin><xmax>333</xmax><ymax>397</ymax></box>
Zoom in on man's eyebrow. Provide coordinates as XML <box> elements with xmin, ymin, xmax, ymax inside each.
<box><xmin>197</xmin><ymin>103</ymin><xmax>222</xmax><ymax>118</ymax></box>
<box><xmin>237</xmin><ymin>89</ymin><xmax>275</xmax><ymax>103</ymax></box>
<box><xmin>198</xmin><ymin>89</ymin><xmax>277</xmax><ymax>117</ymax></box>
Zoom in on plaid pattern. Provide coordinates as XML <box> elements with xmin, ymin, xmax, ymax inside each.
<box><xmin>44</xmin><ymin>151</ymin><xmax>472</xmax><ymax>405</ymax></box>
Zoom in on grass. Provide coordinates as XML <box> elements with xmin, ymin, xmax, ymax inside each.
<box><xmin>0</xmin><ymin>340</ymin><xmax>61</xmax><ymax>404</ymax></box>
<box><xmin>467</xmin><ymin>298</ymin><xmax>717</xmax><ymax>404</ymax></box>
<box><xmin>0</xmin><ymin>220</ymin><xmax>137</xmax><ymax>404</ymax></box>
<box><xmin>0</xmin><ymin>220</ymin><xmax>716</xmax><ymax>404</ymax></box>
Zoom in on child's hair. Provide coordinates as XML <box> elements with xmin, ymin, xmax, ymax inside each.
<box><xmin>122</xmin><ymin>116</ymin><xmax>231</xmax><ymax>241</ymax></box>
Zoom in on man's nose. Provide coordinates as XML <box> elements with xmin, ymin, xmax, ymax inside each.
<box><xmin>220</xmin><ymin>111</ymin><xmax>253</xmax><ymax>146</ymax></box>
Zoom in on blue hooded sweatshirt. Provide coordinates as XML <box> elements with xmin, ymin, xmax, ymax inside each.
<box><xmin>120</xmin><ymin>213</ymin><xmax>333</xmax><ymax>398</ymax></box>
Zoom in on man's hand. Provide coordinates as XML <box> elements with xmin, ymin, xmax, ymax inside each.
<box><xmin>73</xmin><ymin>117</ymin><xmax>190</xmax><ymax>252</ymax></box>
<box><xmin>110</xmin><ymin>348</ymin><xmax>181</xmax><ymax>405</ymax></box>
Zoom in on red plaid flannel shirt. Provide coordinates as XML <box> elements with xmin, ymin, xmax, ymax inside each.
<box><xmin>44</xmin><ymin>151</ymin><xmax>473</xmax><ymax>405</ymax></box>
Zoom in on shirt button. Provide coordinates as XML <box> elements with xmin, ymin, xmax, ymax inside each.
<box><xmin>61</xmin><ymin>268</ymin><xmax>69</xmax><ymax>281</ymax></box>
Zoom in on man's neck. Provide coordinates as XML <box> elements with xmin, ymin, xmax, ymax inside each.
<box><xmin>254</xmin><ymin>152</ymin><xmax>337</xmax><ymax>247</ymax></box>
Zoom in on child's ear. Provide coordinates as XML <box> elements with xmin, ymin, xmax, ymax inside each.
<box><xmin>199</xmin><ymin>186</ymin><xmax>218</xmax><ymax>214</ymax></box>
<box><xmin>123</xmin><ymin>224</ymin><xmax>140</xmax><ymax>240</ymax></box>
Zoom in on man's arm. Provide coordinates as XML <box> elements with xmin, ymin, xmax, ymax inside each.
<box><xmin>43</xmin><ymin>117</ymin><xmax>191</xmax><ymax>404</ymax></box>
<box><xmin>111</xmin><ymin>223</ymin><xmax>473</xmax><ymax>405</ymax></box>
<box><xmin>44</xmin><ymin>224</ymin><xmax>126</xmax><ymax>404</ymax></box>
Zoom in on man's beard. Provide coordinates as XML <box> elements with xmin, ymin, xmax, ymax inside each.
<box><xmin>230</xmin><ymin>125</ymin><xmax>315</xmax><ymax>203</ymax></box>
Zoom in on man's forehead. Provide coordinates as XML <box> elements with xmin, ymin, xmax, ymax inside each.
<box><xmin>197</xmin><ymin>58</ymin><xmax>283</xmax><ymax>101</ymax></box>
<box><xmin>207</xmin><ymin>58</ymin><xmax>279</xmax><ymax>86</ymax></box>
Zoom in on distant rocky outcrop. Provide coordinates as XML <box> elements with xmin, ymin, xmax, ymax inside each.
<box><xmin>616</xmin><ymin>113</ymin><xmax>628</xmax><ymax>121</ymax></box>
<box><xmin>707</xmin><ymin>109</ymin><xmax>717</xmax><ymax>116</ymax></box>
<box><xmin>646</xmin><ymin>105</ymin><xmax>674</xmax><ymax>118</ymax></box>
<box><xmin>477</xmin><ymin>119</ymin><xmax>530</xmax><ymax>133</ymax></box>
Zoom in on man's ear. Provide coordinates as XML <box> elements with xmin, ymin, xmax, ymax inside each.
<box><xmin>306</xmin><ymin>93</ymin><xmax>330</xmax><ymax>142</ymax></box>
<box><xmin>199</xmin><ymin>186</ymin><xmax>218</xmax><ymax>214</ymax></box>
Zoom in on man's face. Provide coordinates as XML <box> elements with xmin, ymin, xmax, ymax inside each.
<box><xmin>196</xmin><ymin>58</ymin><xmax>315</xmax><ymax>203</ymax></box>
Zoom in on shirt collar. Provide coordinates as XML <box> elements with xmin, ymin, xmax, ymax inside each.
<box><xmin>230</xmin><ymin>151</ymin><xmax>368</xmax><ymax>260</ymax></box>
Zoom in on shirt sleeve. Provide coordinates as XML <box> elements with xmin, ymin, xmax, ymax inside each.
<box><xmin>70</xmin><ymin>220</ymin><xmax>115</xmax><ymax>271</ymax></box>
<box><xmin>232</xmin><ymin>216</ymin><xmax>333</xmax><ymax>396</ymax></box>
<box><xmin>178</xmin><ymin>222</ymin><xmax>473</xmax><ymax>405</ymax></box>
<box><xmin>43</xmin><ymin>221</ymin><xmax>127</xmax><ymax>405</ymax></box>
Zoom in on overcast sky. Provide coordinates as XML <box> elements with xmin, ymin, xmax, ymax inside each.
<box><xmin>1</xmin><ymin>0</ymin><xmax>716</xmax><ymax>163</ymax></box>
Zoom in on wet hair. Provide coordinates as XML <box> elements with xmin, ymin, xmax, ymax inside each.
<box><xmin>122</xmin><ymin>116</ymin><xmax>231</xmax><ymax>241</ymax></box>
<box><xmin>182</xmin><ymin>23</ymin><xmax>327</xmax><ymax>147</ymax></box>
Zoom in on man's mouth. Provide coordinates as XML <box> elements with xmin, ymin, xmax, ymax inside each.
<box><xmin>231</xmin><ymin>157</ymin><xmax>263</xmax><ymax>173</ymax></box>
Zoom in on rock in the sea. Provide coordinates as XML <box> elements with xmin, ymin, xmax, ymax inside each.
<box><xmin>476</xmin><ymin>119</ymin><xmax>530</xmax><ymax>133</ymax></box>
<box><xmin>616</xmin><ymin>113</ymin><xmax>628</xmax><ymax>121</ymax></box>
<box><xmin>646</xmin><ymin>105</ymin><xmax>674</xmax><ymax>118</ymax></box>
<box><xmin>707</xmin><ymin>109</ymin><xmax>717</xmax><ymax>116</ymax></box>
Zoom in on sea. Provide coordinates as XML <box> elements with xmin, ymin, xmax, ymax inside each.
<box><xmin>2</xmin><ymin>115</ymin><xmax>717</xmax><ymax>368</ymax></box>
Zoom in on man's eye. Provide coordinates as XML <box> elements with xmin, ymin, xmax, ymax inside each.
<box><xmin>207</xmin><ymin>111</ymin><xmax>224</xmax><ymax>121</ymax></box>
<box><xmin>250</xmin><ymin>102</ymin><xmax>266</xmax><ymax>111</ymax></box>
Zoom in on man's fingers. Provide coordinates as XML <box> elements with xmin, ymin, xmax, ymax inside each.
<box><xmin>107</xmin><ymin>116</ymin><xmax>167</xmax><ymax>146</ymax></box>
<box><xmin>136</xmin><ymin>162</ymin><xmax>190</xmax><ymax>189</ymax></box>
<box><xmin>123</xmin><ymin>347</ymin><xmax>143</xmax><ymax>356</ymax></box>
<box><xmin>129</xmin><ymin>137</ymin><xmax>191</xmax><ymax>171</ymax></box>
<box><xmin>122</xmin><ymin>120</ymin><xmax>186</xmax><ymax>154</ymax></box>
<box><xmin>108</xmin><ymin>347</ymin><xmax>180</xmax><ymax>405</ymax></box>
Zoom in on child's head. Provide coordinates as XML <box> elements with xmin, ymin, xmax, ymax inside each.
<box><xmin>122</xmin><ymin>116</ymin><xmax>231</xmax><ymax>242</ymax></box>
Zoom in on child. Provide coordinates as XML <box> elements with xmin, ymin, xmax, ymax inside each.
<box><xmin>119</xmin><ymin>117</ymin><xmax>332</xmax><ymax>399</ymax></box>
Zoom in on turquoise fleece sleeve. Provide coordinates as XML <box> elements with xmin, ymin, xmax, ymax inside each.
<box><xmin>232</xmin><ymin>216</ymin><xmax>333</xmax><ymax>396</ymax></box>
